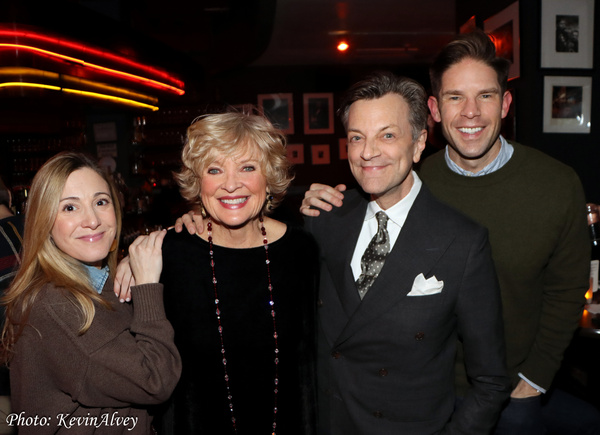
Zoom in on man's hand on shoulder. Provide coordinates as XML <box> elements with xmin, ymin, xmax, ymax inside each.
<box><xmin>173</xmin><ymin>210</ymin><xmax>204</xmax><ymax>235</ymax></box>
<box><xmin>300</xmin><ymin>183</ymin><xmax>346</xmax><ymax>217</ymax></box>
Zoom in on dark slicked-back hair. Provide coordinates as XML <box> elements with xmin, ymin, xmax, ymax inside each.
<box><xmin>338</xmin><ymin>71</ymin><xmax>428</xmax><ymax>142</ymax></box>
<box><xmin>429</xmin><ymin>30</ymin><xmax>510</xmax><ymax>98</ymax></box>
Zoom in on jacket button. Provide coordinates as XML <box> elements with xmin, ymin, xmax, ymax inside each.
<box><xmin>373</xmin><ymin>411</ymin><xmax>383</xmax><ymax>418</ymax></box>
<box><xmin>331</xmin><ymin>351</ymin><xmax>341</xmax><ymax>359</ymax></box>
<box><xmin>415</xmin><ymin>332</ymin><xmax>425</xmax><ymax>341</ymax></box>
<box><xmin>317</xmin><ymin>299</ymin><xmax>324</xmax><ymax>307</ymax></box>
<box><xmin>378</xmin><ymin>368</ymin><xmax>388</xmax><ymax>377</ymax></box>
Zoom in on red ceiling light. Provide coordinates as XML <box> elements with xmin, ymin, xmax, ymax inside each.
<box><xmin>337</xmin><ymin>40</ymin><xmax>350</xmax><ymax>52</ymax></box>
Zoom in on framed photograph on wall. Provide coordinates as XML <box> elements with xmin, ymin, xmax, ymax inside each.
<box><xmin>484</xmin><ymin>1</ymin><xmax>520</xmax><ymax>79</ymax></box>
<box><xmin>258</xmin><ymin>93</ymin><xmax>294</xmax><ymax>134</ymax></box>
<box><xmin>311</xmin><ymin>144</ymin><xmax>331</xmax><ymax>165</ymax></box>
<box><xmin>286</xmin><ymin>144</ymin><xmax>304</xmax><ymax>164</ymax></box>
<box><xmin>541</xmin><ymin>0</ymin><xmax>594</xmax><ymax>68</ymax></box>
<box><xmin>543</xmin><ymin>76</ymin><xmax>591</xmax><ymax>134</ymax></box>
<box><xmin>303</xmin><ymin>93</ymin><xmax>334</xmax><ymax>134</ymax></box>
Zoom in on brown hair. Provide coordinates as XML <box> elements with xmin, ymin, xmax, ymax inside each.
<box><xmin>429</xmin><ymin>30</ymin><xmax>510</xmax><ymax>98</ymax></box>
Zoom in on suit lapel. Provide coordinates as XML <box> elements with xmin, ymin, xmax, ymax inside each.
<box><xmin>323</xmin><ymin>192</ymin><xmax>367</xmax><ymax>318</ymax></box>
<box><xmin>334</xmin><ymin>187</ymin><xmax>456</xmax><ymax>345</ymax></box>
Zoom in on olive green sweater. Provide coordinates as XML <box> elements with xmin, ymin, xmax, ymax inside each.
<box><xmin>419</xmin><ymin>142</ymin><xmax>589</xmax><ymax>391</ymax></box>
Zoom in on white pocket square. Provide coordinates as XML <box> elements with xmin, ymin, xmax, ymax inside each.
<box><xmin>407</xmin><ymin>273</ymin><xmax>444</xmax><ymax>296</ymax></box>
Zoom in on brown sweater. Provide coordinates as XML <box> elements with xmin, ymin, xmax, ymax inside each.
<box><xmin>9</xmin><ymin>282</ymin><xmax>181</xmax><ymax>434</ymax></box>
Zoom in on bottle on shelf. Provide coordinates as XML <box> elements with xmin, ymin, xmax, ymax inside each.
<box><xmin>586</xmin><ymin>203</ymin><xmax>600</xmax><ymax>304</ymax></box>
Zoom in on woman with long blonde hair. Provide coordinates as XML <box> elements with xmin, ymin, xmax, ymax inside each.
<box><xmin>1</xmin><ymin>152</ymin><xmax>181</xmax><ymax>434</ymax></box>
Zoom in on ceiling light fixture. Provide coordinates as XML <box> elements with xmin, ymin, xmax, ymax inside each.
<box><xmin>337</xmin><ymin>40</ymin><xmax>350</xmax><ymax>52</ymax></box>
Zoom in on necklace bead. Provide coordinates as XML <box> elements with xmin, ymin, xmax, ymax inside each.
<box><xmin>208</xmin><ymin>217</ymin><xmax>279</xmax><ymax>434</ymax></box>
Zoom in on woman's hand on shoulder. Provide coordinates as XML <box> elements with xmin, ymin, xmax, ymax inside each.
<box><xmin>128</xmin><ymin>229</ymin><xmax>167</xmax><ymax>285</ymax></box>
<box><xmin>114</xmin><ymin>255</ymin><xmax>135</xmax><ymax>303</ymax></box>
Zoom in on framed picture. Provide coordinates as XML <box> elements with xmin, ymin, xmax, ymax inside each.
<box><xmin>338</xmin><ymin>138</ymin><xmax>348</xmax><ymax>160</ymax></box>
<box><xmin>543</xmin><ymin>76</ymin><xmax>591</xmax><ymax>134</ymax></box>
<box><xmin>286</xmin><ymin>144</ymin><xmax>304</xmax><ymax>164</ymax></box>
<box><xmin>303</xmin><ymin>93</ymin><xmax>334</xmax><ymax>134</ymax></box>
<box><xmin>541</xmin><ymin>0</ymin><xmax>594</xmax><ymax>68</ymax></box>
<box><xmin>484</xmin><ymin>1</ymin><xmax>520</xmax><ymax>79</ymax></box>
<box><xmin>311</xmin><ymin>144</ymin><xmax>331</xmax><ymax>165</ymax></box>
<box><xmin>258</xmin><ymin>93</ymin><xmax>294</xmax><ymax>134</ymax></box>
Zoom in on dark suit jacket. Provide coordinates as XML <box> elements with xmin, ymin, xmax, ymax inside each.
<box><xmin>306</xmin><ymin>186</ymin><xmax>510</xmax><ymax>435</ymax></box>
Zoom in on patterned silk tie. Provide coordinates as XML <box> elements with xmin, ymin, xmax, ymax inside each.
<box><xmin>356</xmin><ymin>211</ymin><xmax>390</xmax><ymax>299</ymax></box>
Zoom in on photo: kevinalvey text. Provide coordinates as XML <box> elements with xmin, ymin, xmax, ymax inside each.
<box><xmin>5</xmin><ymin>411</ymin><xmax>139</xmax><ymax>431</ymax></box>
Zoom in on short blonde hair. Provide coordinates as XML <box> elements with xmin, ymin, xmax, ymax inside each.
<box><xmin>1</xmin><ymin>152</ymin><xmax>122</xmax><ymax>362</ymax></box>
<box><xmin>175</xmin><ymin>111</ymin><xmax>293</xmax><ymax>214</ymax></box>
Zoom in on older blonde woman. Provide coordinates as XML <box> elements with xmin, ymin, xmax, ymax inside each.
<box><xmin>144</xmin><ymin>112</ymin><xmax>318</xmax><ymax>435</ymax></box>
<box><xmin>1</xmin><ymin>152</ymin><xmax>181</xmax><ymax>434</ymax></box>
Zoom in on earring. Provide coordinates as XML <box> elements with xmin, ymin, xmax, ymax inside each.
<box><xmin>266</xmin><ymin>192</ymin><xmax>274</xmax><ymax>210</ymax></box>
<box><xmin>200</xmin><ymin>201</ymin><xmax>207</xmax><ymax>218</ymax></box>
<box><xmin>110</xmin><ymin>239</ymin><xmax>118</xmax><ymax>252</ymax></box>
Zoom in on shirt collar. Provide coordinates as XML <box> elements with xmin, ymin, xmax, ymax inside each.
<box><xmin>365</xmin><ymin>171</ymin><xmax>423</xmax><ymax>226</ymax></box>
<box><xmin>83</xmin><ymin>264</ymin><xmax>110</xmax><ymax>294</ymax></box>
<box><xmin>444</xmin><ymin>135</ymin><xmax>514</xmax><ymax>177</ymax></box>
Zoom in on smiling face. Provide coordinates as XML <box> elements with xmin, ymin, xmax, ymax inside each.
<box><xmin>347</xmin><ymin>93</ymin><xmax>426</xmax><ymax>210</ymax></box>
<box><xmin>51</xmin><ymin>168</ymin><xmax>117</xmax><ymax>268</ymax></box>
<box><xmin>428</xmin><ymin>58</ymin><xmax>512</xmax><ymax>173</ymax></box>
<box><xmin>200</xmin><ymin>149</ymin><xmax>268</xmax><ymax>229</ymax></box>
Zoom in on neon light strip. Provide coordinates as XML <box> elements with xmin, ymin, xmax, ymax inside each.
<box><xmin>62</xmin><ymin>76</ymin><xmax>159</xmax><ymax>104</ymax></box>
<box><xmin>0</xmin><ymin>29</ymin><xmax>184</xmax><ymax>88</ymax></box>
<box><xmin>0</xmin><ymin>67</ymin><xmax>59</xmax><ymax>80</ymax></box>
<box><xmin>0</xmin><ymin>43</ymin><xmax>184</xmax><ymax>95</ymax></box>
<box><xmin>0</xmin><ymin>67</ymin><xmax>159</xmax><ymax>104</ymax></box>
<box><xmin>0</xmin><ymin>82</ymin><xmax>159</xmax><ymax>111</ymax></box>
<box><xmin>62</xmin><ymin>89</ymin><xmax>158</xmax><ymax>110</ymax></box>
<box><xmin>0</xmin><ymin>82</ymin><xmax>60</xmax><ymax>91</ymax></box>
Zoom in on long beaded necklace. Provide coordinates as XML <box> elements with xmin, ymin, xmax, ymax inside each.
<box><xmin>207</xmin><ymin>217</ymin><xmax>280</xmax><ymax>435</ymax></box>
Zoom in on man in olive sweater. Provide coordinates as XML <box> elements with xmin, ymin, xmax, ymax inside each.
<box><xmin>422</xmin><ymin>31</ymin><xmax>592</xmax><ymax>434</ymax></box>
<box><xmin>302</xmin><ymin>31</ymin><xmax>595</xmax><ymax>434</ymax></box>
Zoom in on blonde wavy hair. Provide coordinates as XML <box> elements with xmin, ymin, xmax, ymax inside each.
<box><xmin>1</xmin><ymin>152</ymin><xmax>122</xmax><ymax>363</ymax></box>
<box><xmin>175</xmin><ymin>110</ymin><xmax>293</xmax><ymax>214</ymax></box>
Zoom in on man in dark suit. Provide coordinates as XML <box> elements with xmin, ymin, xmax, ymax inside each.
<box><xmin>302</xmin><ymin>72</ymin><xmax>510</xmax><ymax>434</ymax></box>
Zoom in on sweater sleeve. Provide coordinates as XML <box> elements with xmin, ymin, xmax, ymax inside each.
<box><xmin>39</xmin><ymin>283</ymin><xmax>182</xmax><ymax>408</ymax></box>
<box><xmin>519</xmin><ymin>170</ymin><xmax>590</xmax><ymax>389</ymax></box>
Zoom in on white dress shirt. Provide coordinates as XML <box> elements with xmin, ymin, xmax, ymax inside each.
<box><xmin>351</xmin><ymin>171</ymin><xmax>423</xmax><ymax>281</ymax></box>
